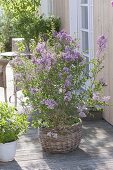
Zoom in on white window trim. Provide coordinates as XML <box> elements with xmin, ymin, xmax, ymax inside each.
<box><xmin>41</xmin><ymin>0</ymin><xmax>53</xmax><ymax>17</ymax></box>
<box><xmin>79</xmin><ymin>0</ymin><xmax>94</xmax><ymax>62</ymax></box>
<box><xmin>48</xmin><ymin>0</ymin><xmax>54</xmax><ymax>15</ymax></box>
<box><xmin>69</xmin><ymin>0</ymin><xmax>79</xmax><ymax>37</ymax></box>
<box><xmin>69</xmin><ymin>0</ymin><xmax>94</xmax><ymax>63</ymax></box>
<box><xmin>40</xmin><ymin>0</ymin><xmax>48</xmax><ymax>16</ymax></box>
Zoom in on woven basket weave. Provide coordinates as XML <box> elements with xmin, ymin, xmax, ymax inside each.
<box><xmin>39</xmin><ymin>121</ymin><xmax>82</xmax><ymax>153</ymax></box>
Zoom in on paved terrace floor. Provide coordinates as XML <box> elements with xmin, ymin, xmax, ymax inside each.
<box><xmin>0</xmin><ymin>65</ymin><xmax>113</xmax><ymax>170</ymax></box>
<box><xmin>0</xmin><ymin>121</ymin><xmax>113</xmax><ymax>170</ymax></box>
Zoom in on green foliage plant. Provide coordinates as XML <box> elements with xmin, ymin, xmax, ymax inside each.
<box><xmin>0</xmin><ymin>102</ymin><xmax>29</xmax><ymax>144</ymax></box>
<box><xmin>0</xmin><ymin>0</ymin><xmax>61</xmax><ymax>52</ymax></box>
<box><xmin>0</xmin><ymin>10</ymin><xmax>16</xmax><ymax>51</ymax></box>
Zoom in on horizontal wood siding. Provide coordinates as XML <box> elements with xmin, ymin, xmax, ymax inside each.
<box><xmin>52</xmin><ymin>0</ymin><xmax>70</xmax><ymax>32</ymax></box>
<box><xmin>94</xmin><ymin>0</ymin><xmax>113</xmax><ymax>125</ymax></box>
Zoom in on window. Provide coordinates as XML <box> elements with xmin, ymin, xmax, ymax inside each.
<box><xmin>69</xmin><ymin>0</ymin><xmax>93</xmax><ymax>66</ymax></box>
<box><xmin>79</xmin><ymin>0</ymin><xmax>94</xmax><ymax>71</ymax></box>
<box><xmin>80</xmin><ymin>0</ymin><xmax>89</xmax><ymax>54</ymax></box>
<box><xmin>41</xmin><ymin>0</ymin><xmax>53</xmax><ymax>16</ymax></box>
<box><xmin>68</xmin><ymin>0</ymin><xmax>93</xmax><ymax>79</ymax></box>
<box><xmin>48</xmin><ymin>0</ymin><xmax>53</xmax><ymax>15</ymax></box>
<box><xmin>81</xmin><ymin>0</ymin><xmax>88</xmax><ymax>4</ymax></box>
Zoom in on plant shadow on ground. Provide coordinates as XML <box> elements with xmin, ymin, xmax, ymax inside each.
<box><xmin>41</xmin><ymin>120</ymin><xmax>113</xmax><ymax>169</ymax></box>
<box><xmin>1</xmin><ymin>120</ymin><xmax>113</xmax><ymax>170</ymax></box>
<box><xmin>0</xmin><ymin>160</ymin><xmax>22</xmax><ymax>170</ymax></box>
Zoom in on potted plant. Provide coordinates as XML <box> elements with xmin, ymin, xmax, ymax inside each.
<box><xmin>11</xmin><ymin>31</ymin><xmax>88</xmax><ymax>153</ymax></box>
<box><xmin>0</xmin><ymin>102</ymin><xmax>28</xmax><ymax>162</ymax></box>
<box><xmin>11</xmin><ymin>32</ymin><xmax>110</xmax><ymax>153</ymax></box>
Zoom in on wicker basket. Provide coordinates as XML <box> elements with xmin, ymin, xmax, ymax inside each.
<box><xmin>39</xmin><ymin>121</ymin><xmax>82</xmax><ymax>153</ymax></box>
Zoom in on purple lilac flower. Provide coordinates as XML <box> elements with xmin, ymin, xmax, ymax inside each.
<box><xmin>64</xmin><ymin>46</ymin><xmax>70</xmax><ymax>53</ymax></box>
<box><xmin>55</xmin><ymin>30</ymin><xmax>73</xmax><ymax>43</ymax></box>
<box><xmin>101</xmin><ymin>96</ymin><xmax>110</xmax><ymax>102</ymax></box>
<box><xmin>73</xmin><ymin>51</ymin><xmax>81</xmax><ymax>60</ymax></box>
<box><xmin>58</xmin><ymin>72</ymin><xmax>62</xmax><ymax>79</ymax></box>
<box><xmin>32</xmin><ymin>56</ymin><xmax>37</xmax><ymax>64</ymax></box>
<box><xmin>10</xmin><ymin>56</ymin><xmax>23</xmax><ymax>67</ymax></box>
<box><xmin>76</xmin><ymin>44</ymin><xmax>80</xmax><ymax>50</ymax></box>
<box><xmin>53</xmin><ymin>31</ymin><xmax>57</xmax><ymax>37</ymax></box>
<box><xmin>64</xmin><ymin>79</ymin><xmax>72</xmax><ymax>88</ymax></box>
<box><xmin>36</xmin><ymin>42</ymin><xmax>46</xmax><ymax>54</ymax></box>
<box><xmin>41</xmin><ymin>99</ymin><xmax>58</xmax><ymax>109</ymax></box>
<box><xmin>92</xmin><ymin>92</ymin><xmax>100</xmax><ymax>101</ymax></box>
<box><xmin>62</xmin><ymin>50</ymin><xmax>81</xmax><ymax>62</ymax></box>
<box><xmin>64</xmin><ymin>91</ymin><xmax>72</xmax><ymax>101</ymax></box>
<box><xmin>36</xmin><ymin>52</ymin><xmax>54</xmax><ymax>71</ymax></box>
<box><xmin>78</xmin><ymin>105</ymin><xmax>87</xmax><ymax>118</ymax></box>
<box><xmin>79</xmin><ymin>111</ymin><xmax>86</xmax><ymax>118</ymax></box>
<box><xmin>63</xmin><ymin>67</ymin><xmax>70</xmax><ymax>74</ymax></box>
<box><xmin>96</xmin><ymin>35</ymin><xmax>107</xmax><ymax>56</ymax></box>
<box><xmin>29</xmin><ymin>88</ymin><xmax>38</xmax><ymax>95</ymax></box>
<box><xmin>67</xmin><ymin>74</ymin><xmax>73</xmax><ymax>81</ymax></box>
<box><xmin>62</xmin><ymin>51</ymin><xmax>72</xmax><ymax>62</ymax></box>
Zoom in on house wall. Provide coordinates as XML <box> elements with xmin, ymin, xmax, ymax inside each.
<box><xmin>94</xmin><ymin>0</ymin><xmax>113</xmax><ymax>125</ymax></box>
<box><xmin>52</xmin><ymin>0</ymin><xmax>70</xmax><ymax>33</ymax></box>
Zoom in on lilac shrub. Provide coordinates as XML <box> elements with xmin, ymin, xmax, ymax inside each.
<box><xmin>11</xmin><ymin>32</ymin><xmax>110</xmax><ymax>128</ymax></box>
<box><xmin>85</xmin><ymin>35</ymin><xmax>110</xmax><ymax>111</ymax></box>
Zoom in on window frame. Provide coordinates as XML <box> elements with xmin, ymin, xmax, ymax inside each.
<box><xmin>41</xmin><ymin>0</ymin><xmax>53</xmax><ymax>16</ymax></box>
<box><xmin>69</xmin><ymin>0</ymin><xmax>94</xmax><ymax>67</ymax></box>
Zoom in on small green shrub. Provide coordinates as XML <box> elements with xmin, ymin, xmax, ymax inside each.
<box><xmin>0</xmin><ymin>102</ymin><xmax>29</xmax><ymax>143</ymax></box>
<box><xmin>0</xmin><ymin>0</ymin><xmax>61</xmax><ymax>51</ymax></box>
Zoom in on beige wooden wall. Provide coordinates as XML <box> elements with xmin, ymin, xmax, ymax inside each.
<box><xmin>94</xmin><ymin>0</ymin><xmax>113</xmax><ymax>125</ymax></box>
<box><xmin>52</xmin><ymin>0</ymin><xmax>70</xmax><ymax>33</ymax></box>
